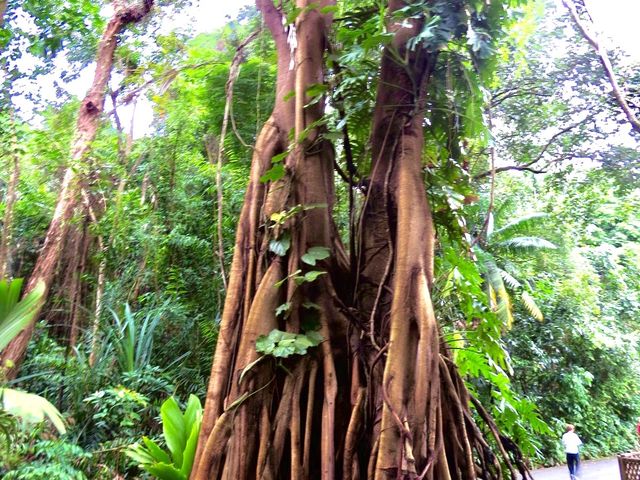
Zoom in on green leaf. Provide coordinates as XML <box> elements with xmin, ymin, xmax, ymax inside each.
<box><xmin>270</xmin><ymin>205</ymin><xmax>303</xmax><ymax>225</ymax></box>
<box><xmin>255</xmin><ymin>329</ymin><xmax>322</xmax><ymax>358</ymax></box>
<box><xmin>295</xmin><ymin>270</ymin><xmax>326</xmax><ymax>285</ymax></box>
<box><xmin>255</xmin><ymin>334</ymin><xmax>277</xmax><ymax>355</ymax></box>
<box><xmin>271</xmin><ymin>151</ymin><xmax>288</xmax><ymax>163</ymax></box>
<box><xmin>161</xmin><ymin>397</ymin><xmax>187</xmax><ymax>468</ymax></box>
<box><xmin>0</xmin><ymin>278</ymin><xmax>22</xmax><ymax>322</ymax></box>
<box><xmin>260</xmin><ymin>164</ymin><xmax>286</xmax><ymax>183</ymax></box>
<box><xmin>182</xmin><ymin>395</ymin><xmax>202</xmax><ymax>434</ymax></box>
<box><xmin>147</xmin><ymin>462</ymin><xmax>187</xmax><ymax>480</ymax></box>
<box><xmin>305</xmin><ymin>83</ymin><xmax>328</xmax><ymax>98</ymax></box>
<box><xmin>142</xmin><ymin>437</ymin><xmax>172</xmax><ymax>464</ymax></box>
<box><xmin>269</xmin><ymin>234</ymin><xmax>291</xmax><ymax>256</ymax></box>
<box><xmin>286</xmin><ymin>6</ymin><xmax>303</xmax><ymax>24</ymax></box>
<box><xmin>180</xmin><ymin>414</ymin><xmax>201</xmax><ymax>476</ymax></box>
<box><xmin>283</xmin><ymin>89</ymin><xmax>295</xmax><ymax>102</ymax></box>
<box><xmin>0</xmin><ymin>280</ymin><xmax>46</xmax><ymax>352</ymax></box>
<box><xmin>126</xmin><ymin>443</ymin><xmax>157</xmax><ymax>465</ymax></box>
<box><xmin>301</xmin><ymin>246</ymin><xmax>330</xmax><ymax>266</ymax></box>
<box><xmin>272</xmin><ymin>339</ymin><xmax>297</xmax><ymax>358</ymax></box>
<box><xmin>275</xmin><ymin>302</ymin><xmax>292</xmax><ymax>316</ymax></box>
<box><xmin>319</xmin><ymin>5</ymin><xmax>338</xmax><ymax>14</ymax></box>
<box><xmin>304</xmin><ymin>330</ymin><xmax>324</xmax><ymax>346</ymax></box>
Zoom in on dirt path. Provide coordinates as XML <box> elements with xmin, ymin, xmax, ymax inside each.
<box><xmin>532</xmin><ymin>457</ymin><xmax>619</xmax><ymax>480</ymax></box>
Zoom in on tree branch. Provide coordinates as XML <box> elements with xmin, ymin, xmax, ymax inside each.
<box><xmin>562</xmin><ymin>0</ymin><xmax>640</xmax><ymax>134</ymax></box>
<box><xmin>474</xmin><ymin>118</ymin><xmax>588</xmax><ymax>179</ymax></box>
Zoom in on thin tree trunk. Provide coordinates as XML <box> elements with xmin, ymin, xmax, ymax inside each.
<box><xmin>88</xmin><ymin>94</ymin><xmax>137</xmax><ymax>367</ymax></box>
<box><xmin>68</xmin><ymin>220</ymin><xmax>91</xmax><ymax>349</ymax></box>
<box><xmin>0</xmin><ymin>0</ymin><xmax>155</xmax><ymax>378</ymax></box>
<box><xmin>207</xmin><ymin>33</ymin><xmax>258</xmax><ymax>292</ymax></box>
<box><xmin>0</xmin><ymin>110</ymin><xmax>20</xmax><ymax>279</ymax></box>
<box><xmin>0</xmin><ymin>0</ymin><xmax>7</xmax><ymax>27</ymax></box>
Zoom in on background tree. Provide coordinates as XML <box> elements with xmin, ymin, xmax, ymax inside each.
<box><xmin>0</xmin><ymin>0</ymin><xmax>155</xmax><ymax>377</ymax></box>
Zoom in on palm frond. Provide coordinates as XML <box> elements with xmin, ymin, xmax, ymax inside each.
<box><xmin>490</xmin><ymin>212</ymin><xmax>549</xmax><ymax>239</ymax></box>
<box><xmin>496</xmin><ymin>236</ymin><xmax>557</xmax><ymax>252</ymax></box>
<box><xmin>0</xmin><ymin>388</ymin><xmax>66</xmax><ymax>434</ymax></box>
<box><xmin>521</xmin><ymin>291</ymin><xmax>544</xmax><ymax>321</ymax></box>
<box><xmin>483</xmin><ymin>257</ymin><xmax>514</xmax><ymax>329</ymax></box>
<box><xmin>500</xmin><ymin>269</ymin><xmax>522</xmax><ymax>289</ymax></box>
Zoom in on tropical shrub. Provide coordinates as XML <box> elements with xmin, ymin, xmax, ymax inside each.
<box><xmin>127</xmin><ymin>394</ymin><xmax>203</xmax><ymax>480</ymax></box>
<box><xmin>2</xmin><ymin>438</ymin><xmax>92</xmax><ymax>480</ymax></box>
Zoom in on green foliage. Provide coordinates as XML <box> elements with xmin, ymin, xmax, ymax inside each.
<box><xmin>84</xmin><ymin>386</ymin><xmax>150</xmax><ymax>442</ymax></box>
<box><xmin>255</xmin><ymin>329</ymin><xmax>323</xmax><ymax>359</ymax></box>
<box><xmin>0</xmin><ymin>278</ymin><xmax>45</xmax><ymax>353</ymax></box>
<box><xmin>107</xmin><ymin>302</ymin><xmax>166</xmax><ymax>373</ymax></box>
<box><xmin>127</xmin><ymin>395</ymin><xmax>203</xmax><ymax>480</ymax></box>
<box><xmin>300</xmin><ymin>246</ymin><xmax>330</xmax><ymax>266</ymax></box>
<box><xmin>435</xmin><ymin>241</ymin><xmax>550</xmax><ymax>457</ymax></box>
<box><xmin>260</xmin><ymin>163</ymin><xmax>286</xmax><ymax>183</ymax></box>
<box><xmin>2</xmin><ymin>438</ymin><xmax>92</xmax><ymax>480</ymax></box>
<box><xmin>269</xmin><ymin>232</ymin><xmax>291</xmax><ymax>256</ymax></box>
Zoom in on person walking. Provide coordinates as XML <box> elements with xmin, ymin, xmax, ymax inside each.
<box><xmin>562</xmin><ymin>424</ymin><xmax>583</xmax><ymax>480</ymax></box>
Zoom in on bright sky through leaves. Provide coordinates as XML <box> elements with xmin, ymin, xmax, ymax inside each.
<box><xmin>10</xmin><ymin>0</ymin><xmax>640</xmax><ymax>136</ymax></box>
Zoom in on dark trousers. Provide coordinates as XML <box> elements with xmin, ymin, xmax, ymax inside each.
<box><xmin>566</xmin><ymin>453</ymin><xmax>580</xmax><ymax>475</ymax></box>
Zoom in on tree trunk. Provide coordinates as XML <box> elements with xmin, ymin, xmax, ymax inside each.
<box><xmin>0</xmin><ymin>0</ymin><xmax>7</xmax><ymax>27</ymax></box>
<box><xmin>193</xmin><ymin>1</ymin><xmax>531</xmax><ymax>479</ymax></box>
<box><xmin>0</xmin><ymin>0</ymin><xmax>155</xmax><ymax>378</ymax></box>
<box><xmin>0</xmin><ymin>110</ymin><xmax>20</xmax><ymax>279</ymax></box>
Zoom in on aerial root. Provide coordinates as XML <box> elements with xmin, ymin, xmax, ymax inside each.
<box><xmin>343</xmin><ymin>387</ymin><xmax>366</xmax><ymax>480</ymax></box>
<box><xmin>303</xmin><ymin>362</ymin><xmax>318</xmax><ymax>477</ymax></box>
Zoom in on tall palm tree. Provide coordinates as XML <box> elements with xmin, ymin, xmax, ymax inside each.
<box><xmin>474</xmin><ymin>212</ymin><xmax>557</xmax><ymax>329</ymax></box>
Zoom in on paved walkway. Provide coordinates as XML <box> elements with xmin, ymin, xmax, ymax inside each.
<box><xmin>531</xmin><ymin>457</ymin><xmax>619</xmax><ymax>480</ymax></box>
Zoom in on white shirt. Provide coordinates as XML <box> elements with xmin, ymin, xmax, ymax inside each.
<box><xmin>562</xmin><ymin>431</ymin><xmax>583</xmax><ymax>454</ymax></box>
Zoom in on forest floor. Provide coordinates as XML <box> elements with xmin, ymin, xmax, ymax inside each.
<box><xmin>531</xmin><ymin>457</ymin><xmax>619</xmax><ymax>479</ymax></box>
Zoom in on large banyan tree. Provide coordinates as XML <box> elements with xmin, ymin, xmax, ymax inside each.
<box><xmin>193</xmin><ymin>0</ymin><xmax>531</xmax><ymax>479</ymax></box>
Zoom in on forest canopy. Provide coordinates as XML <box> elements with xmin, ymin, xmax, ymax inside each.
<box><xmin>0</xmin><ymin>0</ymin><xmax>639</xmax><ymax>479</ymax></box>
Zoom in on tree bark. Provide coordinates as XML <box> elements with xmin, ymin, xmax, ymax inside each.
<box><xmin>193</xmin><ymin>1</ymin><xmax>532</xmax><ymax>479</ymax></box>
<box><xmin>0</xmin><ymin>110</ymin><xmax>20</xmax><ymax>279</ymax></box>
<box><xmin>0</xmin><ymin>0</ymin><xmax>155</xmax><ymax>378</ymax></box>
<box><xmin>0</xmin><ymin>0</ymin><xmax>7</xmax><ymax>27</ymax></box>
